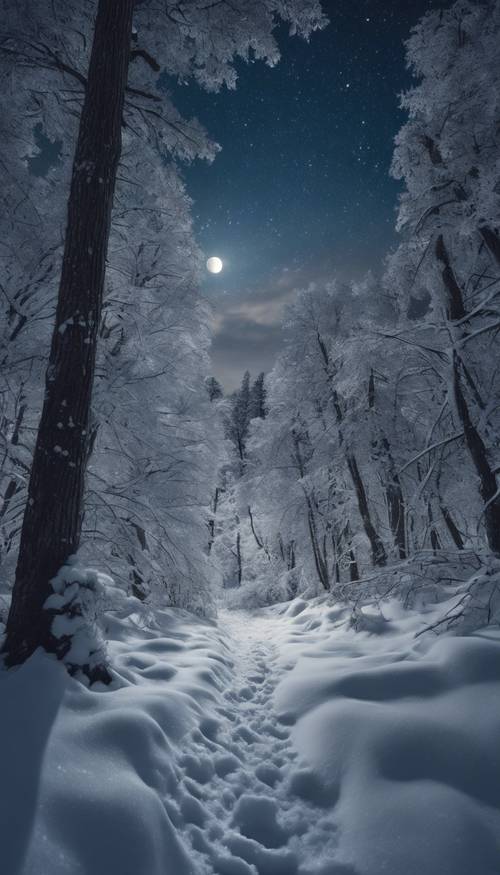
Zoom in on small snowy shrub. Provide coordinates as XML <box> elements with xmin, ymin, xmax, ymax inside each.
<box><xmin>45</xmin><ymin>559</ymin><xmax>112</xmax><ymax>684</ymax></box>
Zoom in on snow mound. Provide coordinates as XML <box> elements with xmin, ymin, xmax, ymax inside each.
<box><xmin>273</xmin><ymin>597</ymin><xmax>500</xmax><ymax>875</ymax></box>
<box><xmin>0</xmin><ymin>588</ymin><xmax>233</xmax><ymax>875</ymax></box>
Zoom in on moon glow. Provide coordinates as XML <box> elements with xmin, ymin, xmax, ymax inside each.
<box><xmin>207</xmin><ymin>256</ymin><xmax>223</xmax><ymax>274</ymax></box>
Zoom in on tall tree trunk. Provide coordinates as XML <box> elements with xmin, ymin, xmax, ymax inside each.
<box><xmin>343</xmin><ymin>522</ymin><xmax>359</xmax><ymax>581</ymax></box>
<box><xmin>381</xmin><ymin>439</ymin><xmax>406</xmax><ymax>560</ymax></box>
<box><xmin>479</xmin><ymin>225</ymin><xmax>500</xmax><ymax>268</ymax></box>
<box><xmin>315</xmin><ymin>336</ymin><xmax>387</xmax><ymax>570</ymax></box>
<box><xmin>436</xmin><ymin>470</ymin><xmax>464</xmax><ymax>550</ymax></box>
<box><xmin>208</xmin><ymin>486</ymin><xmax>221</xmax><ymax>553</ymax></box>
<box><xmin>386</xmin><ymin>477</ymin><xmax>406</xmax><ymax>559</ymax></box>
<box><xmin>247</xmin><ymin>505</ymin><xmax>264</xmax><ymax>551</ymax></box>
<box><xmin>306</xmin><ymin>503</ymin><xmax>330</xmax><ymax>591</ymax></box>
<box><xmin>435</xmin><ymin>235</ymin><xmax>466</xmax><ymax>321</ymax></box>
<box><xmin>428</xmin><ymin>501</ymin><xmax>442</xmax><ymax>552</ymax></box>
<box><xmin>236</xmin><ymin>529</ymin><xmax>242</xmax><ymax>586</ymax></box>
<box><xmin>368</xmin><ymin>370</ymin><xmax>406</xmax><ymax>559</ymax></box>
<box><xmin>349</xmin><ymin>549</ymin><xmax>359</xmax><ymax>582</ymax></box>
<box><xmin>440</xmin><ymin>504</ymin><xmax>465</xmax><ymax>550</ymax></box>
<box><xmin>292</xmin><ymin>427</ymin><xmax>331</xmax><ymax>590</ymax></box>
<box><xmin>435</xmin><ymin>235</ymin><xmax>500</xmax><ymax>556</ymax></box>
<box><xmin>3</xmin><ymin>0</ymin><xmax>134</xmax><ymax>667</ymax></box>
<box><xmin>453</xmin><ymin>352</ymin><xmax>500</xmax><ymax>555</ymax></box>
<box><xmin>346</xmin><ymin>453</ymin><xmax>387</xmax><ymax>567</ymax></box>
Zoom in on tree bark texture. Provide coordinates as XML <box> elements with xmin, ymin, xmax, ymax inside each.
<box><xmin>3</xmin><ymin>0</ymin><xmax>134</xmax><ymax>666</ymax></box>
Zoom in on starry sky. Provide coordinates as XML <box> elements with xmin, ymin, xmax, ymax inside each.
<box><xmin>173</xmin><ymin>0</ymin><xmax>442</xmax><ymax>390</ymax></box>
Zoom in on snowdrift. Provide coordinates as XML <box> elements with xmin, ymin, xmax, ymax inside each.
<box><xmin>0</xmin><ymin>583</ymin><xmax>499</xmax><ymax>875</ymax></box>
<box><xmin>0</xmin><ymin>591</ymin><xmax>232</xmax><ymax>875</ymax></box>
<box><xmin>273</xmin><ymin>597</ymin><xmax>500</xmax><ymax>875</ymax></box>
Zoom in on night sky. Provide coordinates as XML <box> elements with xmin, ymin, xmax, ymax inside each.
<box><xmin>170</xmin><ymin>0</ymin><xmax>442</xmax><ymax>390</ymax></box>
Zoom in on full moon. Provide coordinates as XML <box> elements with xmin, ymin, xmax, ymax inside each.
<box><xmin>207</xmin><ymin>256</ymin><xmax>223</xmax><ymax>274</ymax></box>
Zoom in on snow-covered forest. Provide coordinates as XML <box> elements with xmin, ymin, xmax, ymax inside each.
<box><xmin>0</xmin><ymin>1</ymin><xmax>499</xmax><ymax>873</ymax></box>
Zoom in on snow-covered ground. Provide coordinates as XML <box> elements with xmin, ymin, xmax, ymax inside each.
<box><xmin>1</xmin><ymin>588</ymin><xmax>499</xmax><ymax>875</ymax></box>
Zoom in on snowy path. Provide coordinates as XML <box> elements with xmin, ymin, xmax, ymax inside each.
<box><xmin>169</xmin><ymin>608</ymin><xmax>340</xmax><ymax>875</ymax></box>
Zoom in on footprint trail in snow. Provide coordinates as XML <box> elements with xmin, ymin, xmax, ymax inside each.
<box><xmin>168</xmin><ymin>608</ymin><xmax>340</xmax><ymax>875</ymax></box>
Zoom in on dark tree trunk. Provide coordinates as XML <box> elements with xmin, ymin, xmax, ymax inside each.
<box><xmin>342</xmin><ymin>522</ymin><xmax>359</xmax><ymax>582</ymax></box>
<box><xmin>127</xmin><ymin>521</ymin><xmax>148</xmax><ymax>600</ymax></box>
<box><xmin>278</xmin><ymin>533</ymin><xmax>285</xmax><ymax>562</ymax></box>
<box><xmin>435</xmin><ymin>235</ymin><xmax>466</xmax><ymax>321</ymax></box>
<box><xmin>208</xmin><ymin>486</ymin><xmax>221</xmax><ymax>553</ymax></box>
<box><xmin>384</xmin><ymin>452</ymin><xmax>406</xmax><ymax>560</ymax></box>
<box><xmin>368</xmin><ymin>369</ymin><xmax>406</xmax><ymax>559</ymax></box>
<box><xmin>428</xmin><ymin>502</ymin><xmax>442</xmax><ymax>552</ymax></box>
<box><xmin>292</xmin><ymin>427</ymin><xmax>331</xmax><ymax>590</ymax></box>
<box><xmin>3</xmin><ymin>0</ymin><xmax>134</xmax><ymax>668</ymax></box>
<box><xmin>236</xmin><ymin>529</ymin><xmax>242</xmax><ymax>586</ymax></box>
<box><xmin>346</xmin><ymin>453</ymin><xmax>387</xmax><ymax>567</ymax></box>
<box><xmin>306</xmin><ymin>504</ymin><xmax>330</xmax><ymax>591</ymax></box>
<box><xmin>436</xmin><ymin>469</ymin><xmax>464</xmax><ymax>550</ymax></box>
<box><xmin>435</xmin><ymin>235</ymin><xmax>500</xmax><ymax>556</ymax></box>
<box><xmin>453</xmin><ymin>352</ymin><xmax>500</xmax><ymax>555</ymax></box>
<box><xmin>440</xmin><ymin>504</ymin><xmax>465</xmax><ymax>550</ymax></box>
<box><xmin>315</xmin><ymin>337</ymin><xmax>387</xmax><ymax>570</ymax></box>
<box><xmin>277</xmin><ymin>534</ymin><xmax>295</xmax><ymax>570</ymax></box>
<box><xmin>479</xmin><ymin>225</ymin><xmax>500</xmax><ymax>267</ymax></box>
<box><xmin>129</xmin><ymin>559</ymin><xmax>146</xmax><ymax>602</ymax></box>
<box><xmin>349</xmin><ymin>550</ymin><xmax>359</xmax><ymax>582</ymax></box>
<box><xmin>248</xmin><ymin>505</ymin><xmax>264</xmax><ymax>551</ymax></box>
<box><xmin>387</xmin><ymin>483</ymin><xmax>406</xmax><ymax>558</ymax></box>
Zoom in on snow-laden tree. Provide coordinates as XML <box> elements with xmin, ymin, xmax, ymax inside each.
<box><xmin>0</xmin><ymin>0</ymin><xmax>327</xmax><ymax>666</ymax></box>
<box><xmin>209</xmin><ymin>370</ymin><xmax>270</xmax><ymax>594</ymax></box>
<box><xmin>213</xmin><ymin>372</ymin><xmax>262</xmax><ymax>589</ymax></box>
<box><xmin>240</xmin><ymin>282</ymin><xmax>392</xmax><ymax>596</ymax></box>
<box><xmin>250</xmin><ymin>372</ymin><xmax>267</xmax><ymax>421</ymax></box>
<box><xmin>240</xmin><ymin>261</ymin><xmax>492</xmax><ymax>604</ymax></box>
<box><xmin>388</xmin><ymin>0</ymin><xmax>500</xmax><ymax>555</ymax></box>
<box><xmin>0</xmin><ymin>83</ymin><xmax>223</xmax><ymax>616</ymax></box>
<box><xmin>206</xmin><ymin>376</ymin><xmax>224</xmax><ymax>403</ymax></box>
<box><xmin>227</xmin><ymin>371</ymin><xmax>252</xmax><ymax>466</ymax></box>
<box><xmin>85</xmin><ymin>158</ymin><xmax>225</xmax><ymax>614</ymax></box>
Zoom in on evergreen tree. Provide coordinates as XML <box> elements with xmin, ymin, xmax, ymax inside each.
<box><xmin>228</xmin><ymin>371</ymin><xmax>252</xmax><ymax>463</ymax></box>
<box><xmin>206</xmin><ymin>376</ymin><xmax>224</xmax><ymax>402</ymax></box>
